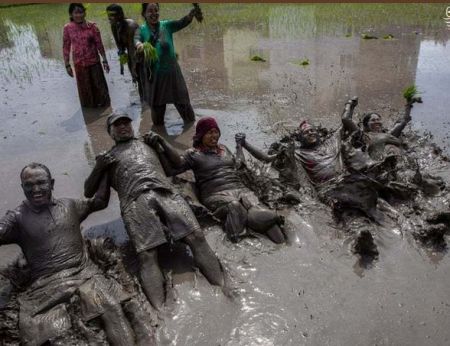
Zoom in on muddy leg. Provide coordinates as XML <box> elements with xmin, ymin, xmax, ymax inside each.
<box><xmin>247</xmin><ymin>207</ymin><xmax>285</xmax><ymax>244</ymax></box>
<box><xmin>182</xmin><ymin>231</ymin><xmax>225</xmax><ymax>287</ymax></box>
<box><xmin>123</xmin><ymin>299</ymin><xmax>156</xmax><ymax>346</ymax></box>
<box><xmin>151</xmin><ymin>105</ymin><xmax>166</xmax><ymax>126</ymax></box>
<box><xmin>214</xmin><ymin>201</ymin><xmax>248</xmax><ymax>242</ymax></box>
<box><xmin>101</xmin><ymin>304</ymin><xmax>135</xmax><ymax>346</ymax></box>
<box><xmin>138</xmin><ymin>249</ymin><xmax>165</xmax><ymax>310</ymax></box>
<box><xmin>174</xmin><ymin>103</ymin><xmax>195</xmax><ymax>124</ymax></box>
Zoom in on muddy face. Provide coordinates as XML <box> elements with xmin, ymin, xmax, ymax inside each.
<box><xmin>367</xmin><ymin>113</ymin><xmax>383</xmax><ymax>133</ymax></box>
<box><xmin>110</xmin><ymin>118</ymin><xmax>134</xmax><ymax>142</ymax></box>
<box><xmin>71</xmin><ymin>6</ymin><xmax>86</xmax><ymax>24</ymax></box>
<box><xmin>201</xmin><ymin>128</ymin><xmax>220</xmax><ymax>148</ymax></box>
<box><xmin>144</xmin><ymin>4</ymin><xmax>160</xmax><ymax>27</ymax></box>
<box><xmin>21</xmin><ymin>167</ymin><xmax>54</xmax><ymax>209</ymax></box>
<box><xmin>300</xmin><ymin>126</ymin><xmax>320</xmax><ymax>148</ymax></box>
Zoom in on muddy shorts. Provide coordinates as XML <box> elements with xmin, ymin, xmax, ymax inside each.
<box><xmin>202</xmin><ymin>188</ymin><xmax>261</xmax><ymax>212</ymax></box>
<box><xmin>18</xmin><ymin>262</ymin><xmax>131</xmax><ymax>346</ymax></box>
<box><xmin>122</xmin><ymin>189</ymin><xmax>200</xmax><ymax>253</ymax></box>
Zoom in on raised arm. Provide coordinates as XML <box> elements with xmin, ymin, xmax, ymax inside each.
<box><xmin>236</xmin><ymin>133</ymin><xmax>277</xmax><ymax>163</ymax></box>
<box><xmin>341</xmin><ymin>97</ymin><xmax>359</xmax><ymax>134</ymax></box>
<box><xmin>84</xmin><ymin>152</ymin><xmax>115</xmax><ymax>198</ymax></box>
<box><xmin>390</xmin><ymin>97</ymin><xmax>422</xmax><ymax>137</ymax></box>
<box><xmin>168</xmin><ymin>9</ymin><xmax>195</xmax><ymax>33</ymax></box>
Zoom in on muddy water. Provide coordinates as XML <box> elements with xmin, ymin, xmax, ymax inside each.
<box><xmin>1</xmin><ymin>4</ymin><xmax>450</xmax><ymax>345</ymax></box>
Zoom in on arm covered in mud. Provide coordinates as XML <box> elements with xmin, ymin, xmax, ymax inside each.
<box><xmin>341</xmin><ymin>97</ymin><xmax>359</xmax><ymax>135</ymax></box>
<box><xmin>84</xmin><ymin>152</ymin><xmax>115</xmax><ymax>198</ymax></box>
<box><xmin>235</xmin><ymin>133</ymin><xmax>277</xmax><ymax>163</ymax></box>
<box><xmin>390</xmin><ymin>97</ymin><xmax>421</xmax><ymax>138</ymax></box>
<box><xmin>0</xmin><ymin>210</ymin><xmax>18</xmax><ymax>245</ymax></box>
<box><xmin>144</xmin><ymin>132</ymin><xmax>190</xmax><ymax>175</ymax></box>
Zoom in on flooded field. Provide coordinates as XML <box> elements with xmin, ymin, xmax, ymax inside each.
<box><xmin>1</xmin><ymin>3</ymin><xmax>450</xmax><ymax>345</ymax></box>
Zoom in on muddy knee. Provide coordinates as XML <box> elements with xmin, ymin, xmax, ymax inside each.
<box><xmin>247</xmin><ymin>207</ymin><xmax>281</xmax><ymax>231</ymax></box>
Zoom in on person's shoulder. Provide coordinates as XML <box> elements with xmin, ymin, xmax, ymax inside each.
<box><xmin>63</xmin><ymin>22</ymin><xmax>75</xmax><ymax>30</ymax></box>
<box><xmin>126</xmin><ymin>18</ymin><xmax>139</xmax><ymax>28</ymax></box>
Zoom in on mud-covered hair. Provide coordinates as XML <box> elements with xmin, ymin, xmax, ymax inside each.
<box><xmin>142</xmin><ymin>3</ymin><xmax>160</xmax><ymax>17</ymax></box>
<box><xmin>69</xmin><ymin>3</ymin><xmax>86</xmax><ymax>21</ymax></box>
<box><xmin>362</xmin><ymin>112</ymin><xmax>381</xmax><ymax>132</ymax></box>
<box><xmin>20</xmin><ymin>163</ymin><xmax>52</xmax><ymax>181</ymax></box>
<box><xmin>106</xmin><ymin>4</ymin><xmax>124</xmax><ymax>18</ymax></box>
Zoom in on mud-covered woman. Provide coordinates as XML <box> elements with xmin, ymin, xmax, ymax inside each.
<box><xmin>145</xmin><ymin>117</ymin><xmax>286</xmax><ymax>244</ymax></box>
<box><xmin>134</xmin><ymin>3</ymin><xmax>198</xmax><ymax>126</ymax></box>
<box><xmin>63</xmin><ymin>3</ymin><xmax>111</xmax><ymax>108</ymax></box>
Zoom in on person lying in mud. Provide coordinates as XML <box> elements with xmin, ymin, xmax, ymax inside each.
<box><xmin>144</xmin><ymin>116</ymin><xmax>286</xmax><ymax>244</ymax></box>
<box><xmin>84</xmin><ymin>113</ymin><xmax>226</xmax><ymax>310</ymax></box>
<box><xmin>134</xmin><ymin>3</ymin><xmax>200</xmax><ymax>126</ymax></box>
<box><xmin>342</xmin><ymin>95</ymin><xmax>422</xmax><ymax>161</ymax></box>
<box><xmin>106</xmin><ymin>4</ymin><xmax>141</xmax><ymax>97</ymax></box>
<box><xmin>0</xmin><ymin>163</ymin><xmax>139</xmax><ymax>346</ymax></box>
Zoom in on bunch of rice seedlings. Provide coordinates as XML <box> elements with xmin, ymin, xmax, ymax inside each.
<box><xmin>383</xmin><ymin>34</ymin><xmax>395</xmax><ymax>40</ymax></box>
<box><xmin>143</xmin><ymin>42</ymin><xmax>158</xmax><ymax>64</ymax></box>
<box><xmin>192</xmin><ymin>3</ymin><xmax>203</xmax><ymax>23</ymax></box>
<box><xmin>361</xmin><ymin>33</ymin><xmax>378</xmax><ymax>39</ymax></box>
<box><xmin>251</xmin><ymin>55</ymin><xmax>266</xmax><ymax>62</ymax></box>
<box><xmin>119</xmin><ymin>54</ymin><xmax>128</xmax><ymax>65</ymax></box>
<box><xmin>403</xmin><ymin>85</ymin><xmax>420</xmax><ymax>102</ymax></box>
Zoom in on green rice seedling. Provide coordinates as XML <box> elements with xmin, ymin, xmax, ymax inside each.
<box><xmin>251</xmin><ymin>55</ymin><xmax>266</xmax><ymax>62</ymax></box>
<box><xmin>383</xmin><ymin>34</ymin><xmax>394</xmax><ymax>39</ymax></box>
<box><xmin>361</xmin><ymin>33</ymin><xmax>378</xmax><ymax>39</ymax></box>
<box><xmin>119</xmin><ymin>54</ymin><xmax>128</xmax><ymax>65</ymax></box>
<box><xmin>403</xmin><ymin>85</ymin><xmax>421</xmax><ymax>103</ymax></box>
<box><xmin>143</xmin><ymin>42</ymin><xmax>158</xmax><ymax>64</ymax></box>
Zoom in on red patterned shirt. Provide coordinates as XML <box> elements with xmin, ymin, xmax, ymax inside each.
<box><xmin>63</xmin><ymin>21</ymin><xmax>106</xmax><ymax>67</ymax></box>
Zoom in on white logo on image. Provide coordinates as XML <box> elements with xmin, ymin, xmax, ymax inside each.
<box><xmin>445</xmin><ymin>6</ymin><xmax>450</xmax><ymax>28</ymax></box>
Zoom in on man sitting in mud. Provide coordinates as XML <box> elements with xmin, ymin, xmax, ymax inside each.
<box><xmin>144</xmin><ymin>116</ymin><xmax>286</xmax><ymax>244</ymax></box>
<box><xmin>106</xmin><ymin>4</ymin><xmax>141</xmax><ymax>97</ymax></box>
<box><xmin>0</xmin><ymin>163</ymin><xmax>139</xmax><ymax>346</ymax></box>
<box><xmin>84</xmin><ymin>113</ymin><xmax>226</xmax><ymax>310</ymax></box>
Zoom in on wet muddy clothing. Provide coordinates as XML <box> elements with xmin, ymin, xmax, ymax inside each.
<box><xmin>0</xmin><ymin>198</ymin><xmax>94</xmax><ymax>282</ymax></box>
<box><xmin>107</xmin><ymin>138</ymin><xmax>198</xmax><ymax>250</ymax></box>
<box><xmin>19</xmin><ymin>258</ymin><xmax>130</xmax><ymax>346</ymax></box>
<box><xmin>203</xmin><ymin>188</ymin><xmax>261</xmax><ymax>212</ymax></box>
<box><xmin>123</xmin><ymin>190</ymin><xmax>200</xmax><ymax>252</ymax></box>
<box><xmin>295</xmin><ymin>131</ymin><xmax>344</xmax><ymax>188</ymax></box>
<box><xmin>134</xmin><ymin>18</ymin><xmax>192</xmax><ymax>107</ymax></box>
<box><xmin>74</xmin><ymin>62</ymin><xmax>110</xmax><ymax>107</ymax></box>
<box><xmin>0</xmin><ymin>198</ymin><xmax>130</xmax><ymax>345</ymax></box>
<box><xmin>63</xmin><ymin>21</ymin><xmax>110</xmax><ymax>107</ymax></box>
<box><xmin>181</xmin><ymin>145</ymin><xmax>246</xmax><ymax>202</ymax></box>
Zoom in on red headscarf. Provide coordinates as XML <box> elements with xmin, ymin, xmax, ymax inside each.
<box><xmin>299</xmin><ymin>120</ymin><xmax>313</xmax><ymax>132</ymax></box>
<box><xmin>193</xmin><ymin>117</ymin><xmax>221</xmax><ymax>148</ymax></box>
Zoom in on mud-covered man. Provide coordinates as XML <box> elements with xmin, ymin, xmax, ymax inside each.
<box><xmin>84</xmin><ymin>113</ymin><xmax>226</xmax><ymax>310</ymax></box>
<box><xmin>0</xmin><ymin>163</ymin><xmax>138</xmax><ymax>346</ymax></box>
<box><xmin>106</xmin><ymin>4</ymin><xmax>141</xmax><ymax>95</ymax></box>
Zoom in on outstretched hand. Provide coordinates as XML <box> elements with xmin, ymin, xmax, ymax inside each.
<box><xmin>144</xmin><ymin>131</ymin><xmax>162</xmax><ymax>147</ymax></box>
<box><xmin>95</xmin><ymin>152</ymin><xmax>116</xmax><ymax>169</ymax></box>
<box><xmin>235</xmin><ymin>133</ymin><xmax>246</xmax><ymax>146</ymax></box>
<box><xmin>348</xmin><ymin>96</ymin><xmax>358</xmax><ymax>109</ymax></box>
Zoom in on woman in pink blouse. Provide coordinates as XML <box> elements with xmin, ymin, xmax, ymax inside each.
<box><xmin>63</xmin><ymin>3</ymin><xmax>110</xmax><ymax>108</ymax></box>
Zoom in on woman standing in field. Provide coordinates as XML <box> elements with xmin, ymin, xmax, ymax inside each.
<box><xmin>63</xmin><ymin>3</ymin><xmax>111</xmax><ymax>108</ymax></box>
<box><xmin>134</xmin><ymin>3</ymin><xmax>199</xmax><ymax>126</ymax></box>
